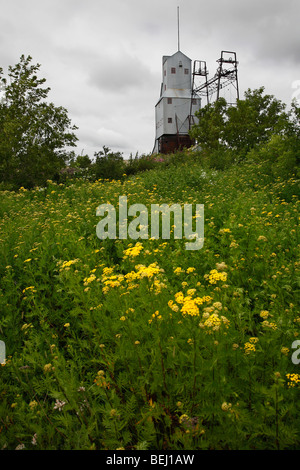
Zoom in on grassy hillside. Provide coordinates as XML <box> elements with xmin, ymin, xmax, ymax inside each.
<box><xmin>0</xmin><ymin>156</ymin><xmax>299</xmax><ymax>450</ymax></box>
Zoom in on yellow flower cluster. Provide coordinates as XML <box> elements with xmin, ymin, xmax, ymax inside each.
<box><xmin>281</xmin><ymin>347</ymin><xmax>289</xmax><ymax>356</ymax></box>
<box><xmin>58</xmin><ymin>259</ymin><xmax>79</xmax><ymax>271</ymax></box>
<box><xmin>204</xmin><ymin>314</ymin><xmax>221</xmax><ymax>329</ymax></box>
<box><xmin>260</xmin><ymin>310</ymin><xmax>269</xmax><ymax>319</ymax></box>
<box><xmin>84</xmin><ymin>273</ymin><xmax>97</xmax><ymax>286</ymax></box>
<box><xmin>43</xmin><ymin>363</ymin><xmax>55</xmax><ymax>373</ymax></box>
<box><xmin>168</xmin><ymin>291</ymin><xmax>212</xmax><ymax>318</ymax></box>
<box><xmin>123</xmin><ymin>242</ymin><xmax>143</xmax><ymax>259</ymax></box>
<box><xmin>244</xmin><ymin>337</ymin><xmax>259</xmax><ymax>354</ymax></box>
<box><xmin>199</xmin><ymin>302</ymin><xmax>230</xmax><ymax>332</ymax></box>
<box><xmin>29</xmin><ymin>400</ymin><xmax>38</xmax><ymax>411</ymax></box>
<box><xmin>244</xmin><ymin>342</ymin><xmax>256</xmax><ymax>354</ymax></box>
<box><xmin>221</xmin><ymin>402</ymin><xmax>232</xmax><ymax>412</ymax></box>
<box><xmin>103</xmin><ymin>267</ymin><xmax>114</xmax><ymax>276</ymax></box>
<box><xmin>101</xmin><ymin>262</ymin><xmax>166</xmax><ymax>295</ymax></box>
<box><xmin>22</xmin><ymin>286</ymin><xmax>36</xmax><ymax>294</ymax></box>
<box><xmin>168</xmin><ymin>300</ymin><xmax>179</xmax><ymax>312</ymax></box>
<box><xmin>204</xmin><ymin>269</ymin><xmax>227</xmax><ymax>285</ymax></box>
<box><xmin>174</xmin><ymin>267</ymin><xmax>185</xmax><ymax>275</ymax></box>
<box><xmin>179</xmin><ymin>414</ymin><xmax>189</xmax><ymax>424</ymax></box>
<box><xmin>102</xmin><ymin>269</ymin><xmax>124</xmax><ymax>293</ymax></box>
<box><xmin>186</xmin><ymin>267</ymin><xmax>196</xmax><ymax>274</ymax></box>
<box><xmin>181</xmin><ymin>298</ymin><xmax>201</xmax><ymax>317</ymax></box>
<box><xmin>149</xmin><ymin>310</ymin><xmax>162</xmax><ymax>324</ymax></box>
<box><xmin>286</xmin><ymin>373</ymin><xmax>300</xmax><ymax>388</ymax></box>
<box><xmin>135</xmin><ymin>263</ymin><xmax>162</xmax><ymax>279</ymax></box>
<box><xmin>261</xmin><ymin>320</ymin><xmax>277</xmax><ymax>330</ymax></box>
<box><xmin>257</xmin><ymin>235</ymin><xmax>268</xmax><ymax>242</ymax></box>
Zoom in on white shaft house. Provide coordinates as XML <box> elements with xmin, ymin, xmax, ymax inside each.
<box><xmin>153</xmin><ymin>50</ymin><xmax>201</xmax><ymax>154</ymax></box>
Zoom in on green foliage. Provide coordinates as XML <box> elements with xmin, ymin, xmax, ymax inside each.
<box><xmin>124</xmin><ymin>153</ymin><xmax>159</xmax><ymax>176</ymax></box>
<box><xmin>190</xmin><ymin>87</ymin><xmax>300</xmax><ymax>174</ymax></box>
<box><xmin>224</xmin><ymin>87</ymin><xmax>287</xmax><ymax>155</ymax></box>
<box><xmin>94</xmin><ymin>146</ymin><xmax>125</xmax><ymax>181</ymax></box>
<box><xmin>73</xmin><ymin>154</ymin><xmax>93</xmax><ymax>170</ymax></box>
<box><xmin>247</xmin><ymin>134</ymin><xmax>299</xmax><ymax>179</ymax></box>
<box><xmin>0</xmin><ymin>55</ymin><xmax>78</xmax><ymax>189</ymax></box>
<box><xmin>189</xmin><ymin>97</ymin><xmax>228</xmax><ymax>152</ymax></box>
<box><xmin>0</xmin><ymin>158</ymin><xmax>299</xmax><ymax>450</ymax></box>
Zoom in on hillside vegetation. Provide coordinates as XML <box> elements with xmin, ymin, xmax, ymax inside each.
<box><xmin>0</xmin><ymin>153</ymin><xmax>299</xmax><ymax>450</ymax></box>
<box><xmin>0</xmin><ymin>56</ymin><xmax>299</xmax><ymax>450</ymax></box>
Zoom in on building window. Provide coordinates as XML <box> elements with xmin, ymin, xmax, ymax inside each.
<box><xmin>192</xmin><ymin>98</ymin><xmax>198</xmax><ymax>105</ymax></box>
<box><xmin>184</xmin><ymin>68</ymin><xmax>189</xmax><ymax>74</ymax></box>
<box><xmin>164</xmin><ymin>70</ymin><xmax>166</xmax><ymax>76</ymax></box>
<box><xmin>171</xmin><ymin>67</ymin><xmax>176</xmax><ymax>74</ymax></box>
<box><xmin>168</xmin><ymin>118</ymin><xmax>172</xmax><ymax>123</ymax></box>
<box><xmin>167</xmin><ymin>98</ymin><xmax>172</xmax><ymax>104</ymax></box>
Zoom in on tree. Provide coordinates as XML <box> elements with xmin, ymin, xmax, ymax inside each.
<box><xmin>73</xmin><ymin>154</ymin><xmax>93</xmax><ymax>170</ymax></box>
<box><xmin>190</xmin><ymin>87</ymin><xmax>289</xmax><ymax>158</ymax></box>
<box><xmin>0</xmin><ymin>55</ymin><xmax>78</xmax><ymax>188</ymax></box>
<box><xmin>189</xmin><ymin>97</ymin><xmax>227</xmax><ymax>152</ymax></box>
<box><xmin>224</xmin><ymin>87</ymin><xmax>287</xmax><ymax>155</ymax></box>
<box><xmin>94</xmin><ymin>146</ymin><xmax>125</xmax><ymax>180</ymax></box>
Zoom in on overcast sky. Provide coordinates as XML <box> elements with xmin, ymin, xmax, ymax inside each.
<box><xmin>1</xmin><ymin>0</ymin><xmax>299</xmax><ymax>158</ymax></box>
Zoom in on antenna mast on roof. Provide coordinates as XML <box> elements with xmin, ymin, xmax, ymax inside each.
<box><xmin>177</xmin><ymin>6</ymin><xmax>180</xmax><ymax>51</ymax></box>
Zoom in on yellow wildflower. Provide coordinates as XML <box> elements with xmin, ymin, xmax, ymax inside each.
<box><xmin>286</xmin><ymin>373</ymin><xmax>300</xmax><ymax>388</ymax></box>
<box><xmin>43</xmin><ymin>363</ymin><xmax>53</xmax><ymax>373</ymax></box>
<box><xmin>60</xmin><ymin>259</ymin><xmax>79</xmax><ymax>270</ymax></box>
<box><xmin>181</xmin><ymin>298</ymin><xmax>200</xmax><ymax>317</ymax></box>
<box><xmin>179</xmin><ymin>414</ymin><xmax>189</xmax><ymax>424</ymax></box>
<box><xmin>29</xmin><ymin>400</ymin><xmax>38</xmax><ymax>410</ymax></box>
<box><xmin>281</xmin><ymin>347</ymin><xmax>289</xmax><ymax>356</ymax></box>
<box><xmin>174</xmin><ymin>267</ymin><xmax>184</xmax><ymax>275</ymax></box>
<box><xmin>260</xmin><ymin>310</ymin><xmax>269</xmax><ymax>319</ymax></box>
<box><xmin>244</xmin><ymin>342</ymin><xmax>256</xmax><ymax>354</ymax></box>
<box><xmin>22</xmin><ymin>286</ymin><xmax>36</xmax><ymax>294</ymax></box>
<box><xmin>123</xmin><ymin>242</ymin><xmax>143</xmax><ymax>258</ymax></box>
<box><xmin>186</xmin><ymin>267</ymin><xmax>195</xmax><ymax>273</ymax></box>
<box><xmin>221</xmin><ymin>402</ymin><xmax>232</xmax><ymax>411</ymax></box>
<box><xmin>83</xmin><ymin>274</ymin><xmax>96</xmax><ymax>285</ymax></box>
<box><xmin>262</xmin><ymin>320</ymin><xmax>277</xmax><ymax>330</ymax></box>
<box><xmin>257</xmin><ymin>235</ymin><xmax>268</xmax><ymax>242</ymax></box>
<box><xmin>204</xmin><ymin>269</ymin><xmax>227</xmax><ymax>284</ymax></box>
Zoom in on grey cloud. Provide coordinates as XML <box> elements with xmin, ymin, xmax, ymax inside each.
<box><xmin>88</xmin><ymin>50</ymin><xmax>156</xmax><ymax>93</ymax></box>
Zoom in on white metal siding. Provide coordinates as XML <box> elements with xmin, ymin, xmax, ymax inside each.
<box><xmin>155</xmin><ymin>51</ymin><xmax>201</xmax><ymax>141</ymax></box>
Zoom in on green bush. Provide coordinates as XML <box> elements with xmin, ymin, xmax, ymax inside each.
<box><xmin>94</xmin><ymin>146</ymin><xmax>125</xmax><ymax>181</ymax></box>
<box><xmin>124</xmin><ymin>154</ymin><xmax>158</xmax><ymax>176</ymax></box>
<box><xmin>247</xmin><ymin>134</ymin><xmax>299</xmax><ymax>179</ymax></box>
